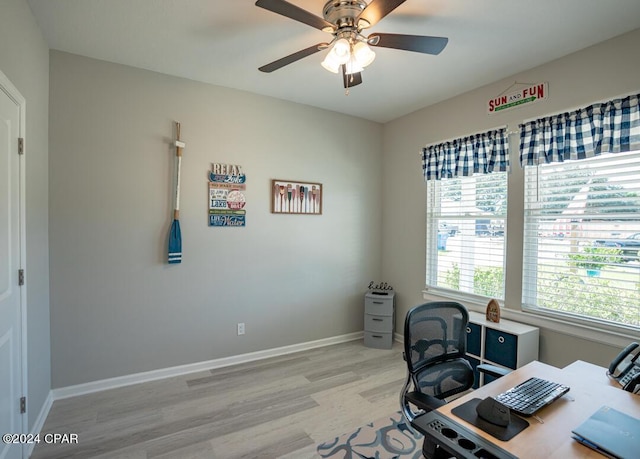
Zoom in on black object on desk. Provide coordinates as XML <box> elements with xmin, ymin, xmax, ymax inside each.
<box><xmin>493</xmin><ymin>376</ymin><xmax>570</xmax><ymax>416</ymax></box>
<box><xmin>412</xmin><ymin>410</ymin><xmax>518</xmax><ymax>459</ymax></box>
<box><xmin>475</xmin><ymin>397</ymin><xmax>510</xmax><ymax>426</ymax></box>
<box><xmin>452</xmin><ymin>398</ymin><xmax>529</xmax><ymax>441</ymax></box>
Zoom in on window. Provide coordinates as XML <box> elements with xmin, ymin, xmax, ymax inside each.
<box><xmin>423</xmin><ymin>94</ymin><xmax>640</xmax><ymax>335</ymax></box>
<box><xmin>523</xmin><ymin>150</ymin><xmax>640</xmax><ymax>328</ymax></box>
<box><xmin>426</xmin><ymin>172</ymin><xmax>508</xmax><ymax>299</ymax></box>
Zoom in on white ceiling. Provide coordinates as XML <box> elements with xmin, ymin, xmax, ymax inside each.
<box><xmin>27</xmin><ymin>0</ymin><xmax>640</xmax><ymax>123</ymax></box>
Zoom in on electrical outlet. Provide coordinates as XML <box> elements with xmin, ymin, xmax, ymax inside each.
<box><xmin>237</xmin><ymin>322</ymin><xmax>245</xmax><ymax>335</ymax></box>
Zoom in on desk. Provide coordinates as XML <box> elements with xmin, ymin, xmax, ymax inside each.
<box><xmin>425</xmin><ymin>360</ymin><xmax>640</xmax><ymax>458</ymax></box>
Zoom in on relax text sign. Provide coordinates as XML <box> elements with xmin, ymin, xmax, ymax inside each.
<box><xmin>209</xmin><ymin>163</ymin><xmax>246</xmax><ymax>227</ymax></box>
<box><xmin>488</xmin><ymin>82</ymin><xmax>548</xmax><ymax>114</ymax></box>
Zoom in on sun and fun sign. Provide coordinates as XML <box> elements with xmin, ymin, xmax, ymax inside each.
<box><xmin>488</xmin><ymin>82</ymin><xmax>548</xmax><ymax>114</ymax></box>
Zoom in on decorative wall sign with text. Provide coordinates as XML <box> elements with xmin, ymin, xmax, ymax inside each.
<box><xmin>271</xmin><ymin>180</ymin><xmax>322</xmax><ymax>214</ymax></box>
<box><xmin>487</xmin><ymin>82</ymin><xmax>548</xmax><ymax>114</ymax></box>
<box><xmin>368</xmin><ymin>281</ymin><xmax>393</xmax><ymax>292</ymax></box>
<box><xmin>209</xmin><ymin>163</ymin><xmax>246</xmax><ymax>227</ymax></box>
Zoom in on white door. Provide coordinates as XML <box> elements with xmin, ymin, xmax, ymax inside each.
<box><xmin>0</xmin><ymin>75</ymin><xmax>25</xmax><ymax>459</ymax></box>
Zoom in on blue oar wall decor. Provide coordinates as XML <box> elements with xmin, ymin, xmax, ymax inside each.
<box><xmin>168</xmin><ymin>121</ymin><xmax>185</xmax><ymax>264</ymax></box>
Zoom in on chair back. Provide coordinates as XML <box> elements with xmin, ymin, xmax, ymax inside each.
<box><xmin>403</xmin><ymin>301</ymin><xmax>471</xmax><ymax>399</ymax></box>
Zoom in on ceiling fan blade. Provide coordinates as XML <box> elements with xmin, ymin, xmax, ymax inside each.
<box><xmin>259</xmin><ymin>43</ymin><xmax>329</xmax><ymax>73</ymax></box>
<box><xmin>357</xmin><ymin>0</ymin><xmax>407</xmax><ymax>28</ymax></box>
<box><xmin>255</xmin><ymin>0</ymin><xmax>334</xmax><ymax>31</ymax></box>
<box><xmin>369</xmin><ymin>33</ymin><xmax>448</xmax><ymax>55</ymax></box>
<box><xmin>342</xmin><ymin>66</ymin><xmax>363</xmax><ymax>89</ymax></box>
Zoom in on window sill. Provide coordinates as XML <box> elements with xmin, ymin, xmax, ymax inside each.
<box><xmin>422</xmin><ymin>288</ymin><xmax>638</xmax><ymax>348</ymax></box>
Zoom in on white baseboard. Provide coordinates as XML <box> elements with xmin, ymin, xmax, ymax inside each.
<box><xmin>26</xmin><ymin>391</ymin><xmax>53</xmax><ymax>457</ymax></box>
<box><xmin>51</xmin><ymin>332</ymin><xmax>364</xmax><ymax>401</ymax></box>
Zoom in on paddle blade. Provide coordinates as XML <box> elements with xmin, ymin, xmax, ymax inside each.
<box><xmin>259</xmin><ymin>43</ymin><xmax>329</xmax><ymax>73</ymax></box>
<box><xmin>168</xmin><ymin>219</ymin><xmax>182</xmax><ymax>264</ymax></box>
<box><xmin>357</xmin><ymin>0</ymin><xmax>407</xmax><ymax>28</ymax></box>
<box><xmin>255</xmin><ymin>0</ymin><xmax>335</xmax><ymax>31</ymax></box>
<box><xmin>369</xmin><ymin>33</ymin><xmax>448</xmax><ymax>55</ymax></box>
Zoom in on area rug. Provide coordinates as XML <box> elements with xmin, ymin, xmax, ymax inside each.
<box><xmin>316</xmin><ymin>412</ymin><xmax>423</xmax><ymax>459</ymax></box>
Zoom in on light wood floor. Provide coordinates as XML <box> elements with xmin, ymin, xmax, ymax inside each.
<box><xmin>32</xmin><ymin>340</ymin><xmax>407</xmax><ymax>459</ymax></box>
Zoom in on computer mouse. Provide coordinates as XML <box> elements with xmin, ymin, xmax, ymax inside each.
<box><xmin>476</xmin><ymin>397</ymin><xmax>511</xmax><ymax>427</ymax></box>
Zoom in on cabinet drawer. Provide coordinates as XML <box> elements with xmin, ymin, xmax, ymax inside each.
<box><xmin>364</xmin><ymin>331</ymin><xmax>393</xmax><ymax>349</ymax></box>
<box><xmin>364</xmin><ymin>295</ymin><xmax>394</xmax><ymax>316</ymax></box>
<box><xmin>485</xmin><ymin>328</ymin><xmax>518</xmax><ymax>369</ymax></box>
<box><xmin>466</xmin><ymin>322</ymin><xmax>482</xmax><ymax>356</ymax></box>
<box><xmin>364</xmin><ymin>313</ymin><xmax>393</xmax><ymax>332</ymax></box>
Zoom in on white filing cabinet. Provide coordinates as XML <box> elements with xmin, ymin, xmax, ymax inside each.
<box><xmin>364</xmin><ymin>291</ymin><xmax>395</xmax><ymax>349</ymax></box>
<box><xmin>466</xmin><ymin>311</ymin><xmax>539</xmax><ymax>387</ymax></box>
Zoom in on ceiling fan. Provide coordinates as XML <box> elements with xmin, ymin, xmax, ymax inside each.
<box><xmin>255</xmin><ymin>0</ymin><xmax>448</xmax><ymax>89</ymax></box>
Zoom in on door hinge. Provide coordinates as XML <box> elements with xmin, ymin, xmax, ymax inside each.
<box><xmin>20</xmin><ymin>397</ymin><xmax>26</xmax><ymax>414</ymax></box>
<box><xmin>18</xmin><ymin>269</ymin><xmax>24</xmax><ymax>286</ymax></box>
<box><xmin>18</xmin><ymin>137</ymin><xmax>24</xmax><ymax>155</ymax></box>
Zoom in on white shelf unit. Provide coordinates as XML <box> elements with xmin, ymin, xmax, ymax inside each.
<box><xmin>466</xmin><ymin>311</ymin><xmax>539</xmax><ymax>387</ymax></box>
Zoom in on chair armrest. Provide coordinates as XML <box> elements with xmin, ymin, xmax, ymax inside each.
<box><xmin>404</xmin><ymin>391</ymin><xmax>447</xmax><ymax>412</ymax></box>
<box><xmin>477</xmin><ymin>363</ymin><xmax>511</xmax><ymax>378</ymax></box>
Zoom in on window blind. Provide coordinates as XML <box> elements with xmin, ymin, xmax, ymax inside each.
<box><xmin>426</xmin><ymin>172</ymin><xmax>508</xmax><ymax>299</ymax></box>
<box><xmin>523</xmin><ymin>150</ymin><xmax>640</xmax><ymax>328</ymax></box>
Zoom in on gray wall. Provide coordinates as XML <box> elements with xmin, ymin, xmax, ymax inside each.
<box><xmin>381</xmin><ymin>28</ymin><xmax>640</xmax><ymax>368</ymax></box>
<box><xmin>0</xmin><ymin>0</ymin><xmax>51</xmax><ymax>430</ymax></box>
<box><xmin>6</xmin><ymin>0</ymin><xmax>638</xmax><ymax>396</ymax></box>
<box><xmin>48</xmin><ymin>51</ymin><xmax>383</xmax><ymax>388</ymax></box>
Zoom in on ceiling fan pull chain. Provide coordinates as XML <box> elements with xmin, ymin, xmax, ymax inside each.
<box><xmin>345</xmin><ymin>73</ymin><xmax>354</xmax><ymax>96</ymax></box>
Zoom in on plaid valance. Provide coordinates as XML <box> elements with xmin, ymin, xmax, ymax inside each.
<box><xmin>519</xmin><ymin>93</ymin><xmax>640</xmax><ymax>166</ymax></box>
<box><xmin>421</xmin><ymin>128</ymin><xmax>510</xmax><ymax>181</ymax></box>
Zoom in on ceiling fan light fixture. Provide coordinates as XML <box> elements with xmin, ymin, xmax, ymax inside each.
<box><xmin>353</xmin><ymin>41</ymin><xmax>376</xmax><ymax>67</ymax></box>
<box><xmin>332</xmin><ymin>38</ymin><xmax>351</xmax><ymax>63</ymax></box>
<box><xmin>321</xmin><ymin>53</ymin><xmax>341</xmax><ymax>73</ymax></box>
<box><xmin>344</xmin><ymin>56</ymin><xmax>364</xmax><ymax>75</ymax></box>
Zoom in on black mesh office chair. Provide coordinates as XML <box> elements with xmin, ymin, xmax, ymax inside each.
<box><xmin>400</xmin><ymin>301</ymin><xmax>508</xmax><ymax>458</ymax></box>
